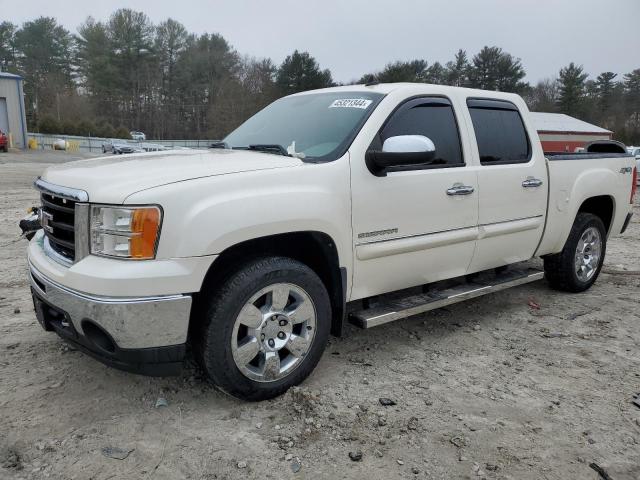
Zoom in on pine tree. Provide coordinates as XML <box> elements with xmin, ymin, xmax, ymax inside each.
<box><xmin>276</xmin><ymin>50</ymin><xmax>332</xmax><ymax>95</ymax></box>
<box><xmin>595</xmin><ymin>72</ymin><xmax>617</xmax><ymax>113</ymax></box>
<box><xmin>13</xmin><ymin>17</ymin><xmax>73</xmax><ymax>124</ymax></box>
<box><xmin>444</xmin><ymin>49</ymin><xmax>470</xmax><ymax>87</ymax></box>
<box><xmin>557</xmin><ymin>63</ymin><xmax>588</xmax><ymax>117</ymax></box>
<box><xmin>469</xmin><ymin>46</ymin><xmax>525</xmax><ymax>92</ymax></box>
<box><xmin>358</xmin><ymin>60</ymin><xmax>427</xmax><ymax>84</ymax></box>
<box><xmin>0</xmin><ymin>21</ymin><xmax>16</xmax><ymax>71</ymax></box>
<box><xmin>425</xmin><ymin>62</ymin><xmax>446</xmax><ymax>84</ymax></box>
<box><xmin>624</xmin><ymin>69</ymin><xmax>640</xmax><ymax>138</ymax></box>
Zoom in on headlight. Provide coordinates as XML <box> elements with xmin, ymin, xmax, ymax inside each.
<box><xmin>90</xmin><ymin>205</ymin><xmax>162</xmax><ymax>259</ymax></box>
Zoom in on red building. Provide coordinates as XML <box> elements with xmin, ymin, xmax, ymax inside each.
<box><xmin>531</xmin><ymin>112</ymin><xmax>612</xmax><ymax>153</ymax></box>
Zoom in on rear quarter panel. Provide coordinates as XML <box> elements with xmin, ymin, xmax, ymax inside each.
<box><xmin>536</xmin><ymin>156</ymin><xmax>635</xmax><ymax>256</ymax></box>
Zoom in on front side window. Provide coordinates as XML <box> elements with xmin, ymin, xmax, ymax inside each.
<box><xmin>224</xmin><ymin>91</ymin><xmax>384</xmax><ymax>162</ymax></box>
<box><xmin>467</xmin><ymin>99</ymin><xmax>531</xmax><ymax>165</ymax></box>
<box><xmin>372</xmin><ymin>97</ymin><xmax>464</xmax><ymax>168</ymax></box>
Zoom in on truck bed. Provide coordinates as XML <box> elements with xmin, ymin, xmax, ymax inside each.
<box><xmin>545</xmin><ymin>152</ymin><xmax>633</xmax><ymax>161</ymax></box>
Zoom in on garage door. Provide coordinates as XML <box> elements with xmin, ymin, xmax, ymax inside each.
<box><xmin>0</xmin><ymin>98</ymin><xmax>9</xmax><ymax>134</ymax></box>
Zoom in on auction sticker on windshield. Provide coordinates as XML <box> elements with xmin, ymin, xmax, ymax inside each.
<box><xmin>329</xmin><ymin>99</ymin><xmax>373</xmax><ymax>109</ymax></box>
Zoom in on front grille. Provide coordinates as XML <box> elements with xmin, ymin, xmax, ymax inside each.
<box><xmin>41</xmin><ymin>193</ymin><xmax>76</xmax><ymax>261</ymax></box>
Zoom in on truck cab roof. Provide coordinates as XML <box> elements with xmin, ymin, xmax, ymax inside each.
<box><xmin>291</xmin><ymin>82</ymin><xmax>524</xmax><ymax>104</ymax></box>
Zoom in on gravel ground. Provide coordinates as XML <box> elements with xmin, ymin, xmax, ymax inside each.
<box><xmin>1</xmin><ymin>151</ymin><xmax>639</xmax><ymax>480</ymax></box>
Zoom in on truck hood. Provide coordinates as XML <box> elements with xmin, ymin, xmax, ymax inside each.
<box><xmin>41</xmin><ymin>149</ymin><xmax>302</xmax><ymax>203</ymax></box>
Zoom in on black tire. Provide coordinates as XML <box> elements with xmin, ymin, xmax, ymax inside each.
<box><xmin>194</xmin><ymin>256</ymin><xmax>331</xmax><ymax>401</ymax></box>
<box><xmin>544</xmin><ymin>212</ymin><xmax>607</xmax><ymax>292</ymax></box>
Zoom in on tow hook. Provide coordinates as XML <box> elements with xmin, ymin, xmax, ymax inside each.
<box><xmin>19</xmin><ymin>207</ymin><xmax>41</xmax><ymax>240</ymax></box>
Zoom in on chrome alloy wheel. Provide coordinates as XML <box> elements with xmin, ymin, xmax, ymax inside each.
<box><xmin>231</xmin><ymin>283</ymin><xmax>317</xmax><ymax>382</ymax></box>
<box><xmin>575</xmin><ymin>226</ymin><xmax>602</xmax><ymax>282</ymax></box>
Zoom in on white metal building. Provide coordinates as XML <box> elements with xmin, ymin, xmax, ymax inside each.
<box><xmin>531</xmin><ymin>112</ymin><xmax>612</xmax><ymax>153</ymax></box>
<box><xmin>0</xmin><ymin>72</ymin><xmax>28</xmax><ymax>149</ymax></box>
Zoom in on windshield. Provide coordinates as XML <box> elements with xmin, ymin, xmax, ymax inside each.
<box><xmin>224</xmin><ymin>91</ymin><xmax>384</xmax><ymax>161</ymax></box>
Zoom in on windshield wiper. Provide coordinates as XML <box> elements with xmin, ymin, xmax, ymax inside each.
<box><xmin>243</xmin><ymin>144</ymin><xmax>291</xmax><ymax>157</ymax></box>
<box><xmin>209</xmin><ymin>141</ymin><xmax>229</xmax><ymax>149</ymax></box>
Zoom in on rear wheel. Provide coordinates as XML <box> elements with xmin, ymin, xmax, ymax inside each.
<box><xmin>194</xmin><ymin>256</ymin><xmax>331</xmax><ymax>401</ymax></box>
<box><xmin>544</xmin><ymin>213</ymin><xmax>606</xmax><ymax>292</ymax></box>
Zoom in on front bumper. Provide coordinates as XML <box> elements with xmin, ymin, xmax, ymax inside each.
<box><xmin>29</xmin><ymin>264</ymin><xmax>192</xmax><ymax>376</ymax></box>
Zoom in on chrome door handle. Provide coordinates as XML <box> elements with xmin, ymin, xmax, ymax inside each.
<box><xmin>522</xmin><ymin>177</ymin><xmax>543</xmax><ymax>188</ymax></box>
<box><xmin>446</xmin><ymin>184</ymin><xmax>475</xmax><ymax>196</ymax></box>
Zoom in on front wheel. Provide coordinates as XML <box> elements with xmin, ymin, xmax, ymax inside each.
<box><xmin>194</xmin><ymin>256</ymin><xmax>331</xmax><ymax>401</ymax></box>
<box><xmin>544</xmin><ymin>212</ymin><xmax>607</xmax><ymax>292</ymax></box>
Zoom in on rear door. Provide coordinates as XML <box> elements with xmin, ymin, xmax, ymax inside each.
<box><xmin>464</xmin><ymin>98</ymin><xmax>547</xmax><ymax>273</ymax></box>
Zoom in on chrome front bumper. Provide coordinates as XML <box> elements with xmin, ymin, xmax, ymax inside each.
<box><xmin>29</xmin><ymin>264</ymin><xmax>192</xmax><ymax>375</ymax></box>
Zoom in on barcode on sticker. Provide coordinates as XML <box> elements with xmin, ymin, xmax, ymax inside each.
<box><xmin>329</xmin><ymin>99</ymin><xmax>373</xmax><ymax>109</ymax></box>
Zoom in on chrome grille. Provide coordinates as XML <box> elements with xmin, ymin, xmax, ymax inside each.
<box><xmin>41</xmin><ymin>193</ymin><xmax>76</xmax><ymax>261</ymax></box>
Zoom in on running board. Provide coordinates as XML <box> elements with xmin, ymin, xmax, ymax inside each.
<box><xmin>349</xmin><ymin>267</ymin><xmax>544</xmax><ymax>329</ymax></box>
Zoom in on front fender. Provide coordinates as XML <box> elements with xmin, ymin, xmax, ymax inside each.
<box><xmin>125</xmin><ymin>158</ymin><xmax>353</xmax><ymax>269</ymax></box>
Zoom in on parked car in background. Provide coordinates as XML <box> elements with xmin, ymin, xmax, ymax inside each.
<box><xmin>130</xmin><ymin>131</ymin><xmax>146</xmax><ymax>141</ymax></box>
<box><xmin>114</xmin><ymin>143</ymin><xmax>144</xmax><ymax>154</ymax></box>
<box><xmin>0</xmin><ymin>130</ymin><xmax>8</xmax><ymax>152</ymax></box>
<box><xmin>101</xmin><ymin>139</ymin><xmax>118</xmax><ymax>154</ymax></box>
<box><xmin>139</xmin><ymin>143</ymin><xmax>170</xmax><ymax>152</ymax></box>
<box><xmin>102</xmin><ymin>139</ymin><xmax>144</xmax><ymax>155</ymax></box>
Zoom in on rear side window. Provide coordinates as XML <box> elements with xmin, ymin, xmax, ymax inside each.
<box><xmin>467</xmin><ymin>99</ymin><xmax>531</xmax><ymax>165</ymax></box>
<box><xmin>377</xmin><ymin>97</ymin><xmax>464</xmax><ymax>167</ymax></box>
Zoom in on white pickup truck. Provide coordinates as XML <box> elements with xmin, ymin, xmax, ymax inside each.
<box><xmin>26</xmin><ymin>83</ymin><xmax>637</xmax><ymax>400</ymax></box>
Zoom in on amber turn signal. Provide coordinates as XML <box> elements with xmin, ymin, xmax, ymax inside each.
<box><xmin>130</xmin><ymin>207</ymin><xmax>161</xmax><ymax>259</ymax></box>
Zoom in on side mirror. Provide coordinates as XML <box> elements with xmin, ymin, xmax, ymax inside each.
<box><xmin>366</xmin><ymin>135</ymin><xmax>436</xmax><ymax>176</ymax></box>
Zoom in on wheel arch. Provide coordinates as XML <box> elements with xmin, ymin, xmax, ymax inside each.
<box><xmin>190</xmin><ymin>231</ymin><xmax>347</xmax><ymax>339</ymax></box>
<box><xmin>577</xmin><ymin>195</ymin><xmax>615</xmax><ymax>235</ymax></box>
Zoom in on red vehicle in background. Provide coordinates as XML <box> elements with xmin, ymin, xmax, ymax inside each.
<box><xmin>0</xmin><ymin>130</ymin><xmax>8</xmax><ymax>152</ymax></box>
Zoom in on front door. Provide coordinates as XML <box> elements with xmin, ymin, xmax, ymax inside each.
<box><xmin>350</xmin><ymin>96</ymin><xmax>479</xmax><ymax>300</ymax></box>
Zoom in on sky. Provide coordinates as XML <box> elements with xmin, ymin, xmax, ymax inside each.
<box><xmin>5</xmin><ymin>0</ymin><xmax>640</xmax><ymax>84</ymax></box>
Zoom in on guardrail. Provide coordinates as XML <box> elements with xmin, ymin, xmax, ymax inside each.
<box><xmin>27</xmin><ymin>133</ymin><xmax>218</xmax><ymax>153</ymax></box>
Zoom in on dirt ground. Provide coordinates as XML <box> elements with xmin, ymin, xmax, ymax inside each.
<box><xmin>1</xmin><ymin>150</ymin><xmax>639</xmax><ymax>480</ymax></box>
